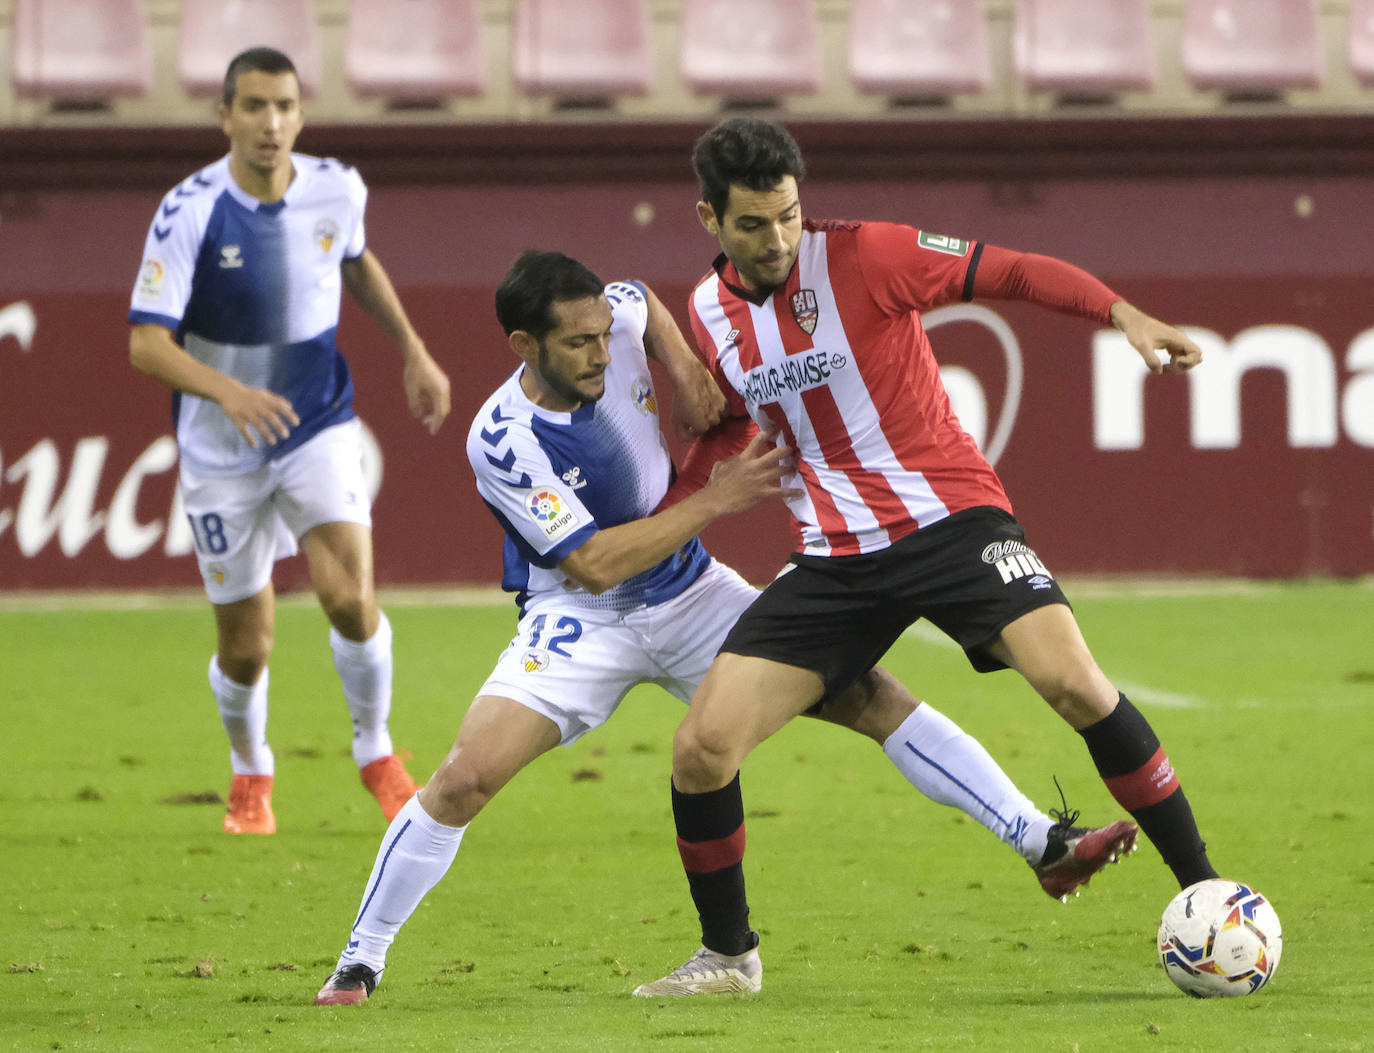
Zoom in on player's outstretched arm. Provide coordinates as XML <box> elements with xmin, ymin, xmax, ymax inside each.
<box><xmin>969</xmin><ymin>244</ymin><xmax>1202</xmax><ymax>376</ymax></box>
<box><xmin>129</xmin><ymin>323</ymin><xmax>299</xmax><ymax>448</ymax></box>
<box><xmin>641</xmin><ymin>283</ymin><xmax>727</xmax><ymax>440</ymax></box>
<box><xmin>341</xmin><ymin>248</ymin><xmax>451</xmax><ymax>434</ymax></box>
<box><xmin>1109</xmin><ymin>300</ymin><xmax>1203</xmax><ymax>375</ymax></box>
<box><xmin>560</xmin><ymin>427</ymin><xmax>796</xmax><ymax>594</ymax></box>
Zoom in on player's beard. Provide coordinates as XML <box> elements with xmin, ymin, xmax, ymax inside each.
<box><xmin>538</xmin><ymin>344</ymin><xmax>604</xmax><ymax>407</ymax></box>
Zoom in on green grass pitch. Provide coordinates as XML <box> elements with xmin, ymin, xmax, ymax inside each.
<box><xmin>3</xmin><ymin>579</ymin><xmax>1372</xmax><ymax>1052</ymax></box>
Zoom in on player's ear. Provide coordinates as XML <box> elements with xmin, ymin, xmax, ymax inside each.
<box><xmin>508</xmin><ymin>330</ymin><xmax>538</xmax><ymax>364</ymax></box>
<box><xmin>696</xmin><ymin>200</ymin><xmax>720</xmax><ymax>236</ymax></box>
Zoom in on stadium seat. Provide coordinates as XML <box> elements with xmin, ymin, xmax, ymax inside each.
<box><xmin>847</xmin><ymin>0</ymin><xmax>992</xmax><ymax>99</ymax></box>
<box><xmin>178</xmin><ymin>0</ymin><xmax>323</xmax><ymax>100</ymax></box>
<box><xmin>1351</xmin><ymin>0</ymin><xmax>1374</xmax><ymax>87</ymax></box>
<box><xmin>1181</xmin><ymin>0</ymin><xmax>1325</xmax><ymax>94</ymax></box>
<box><xmin>1013</xmin><ymin>0</ymin><xmax>1157</xmax><ymax>96</ymax></box>
<box><xmin>345</xmin><ymin>0</ymin><xmax>487</xmax><ymax>102</ymax></box>
<box><xmin>10</xmin><ymin>0</ymin><xmax>153</xmax><ymax>102</ymax></box>
<box><xmin>681</xmin><ymin>0</ymin><xmax>823</xmax><ymax>99</ymax></box>
<box><xmin>513</xmin><ymin>0</ymin><xmax>654</xmax><ymax>100</ymax></box>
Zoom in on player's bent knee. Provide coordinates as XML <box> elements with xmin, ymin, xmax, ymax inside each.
<box><xmin>419</xmin><ymin>761</ymin><xmax>491</xmax><ymax>827</ymax></box>
<box><xmin>672</xmin><ymin>724</ymin><xmax>740</xmax><ymax>792</ymax></box>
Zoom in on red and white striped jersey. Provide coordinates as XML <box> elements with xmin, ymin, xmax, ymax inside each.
<box><xmin>688</xmin><ymin>219</ymin><xmax>1012</xmax><ymax>557</ymax></box>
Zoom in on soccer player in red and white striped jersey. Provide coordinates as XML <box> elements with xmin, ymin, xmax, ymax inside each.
<box><xmin>640</xmin><ymin>117</ymin><xmax>1221</xmax><ymax>996</ymax></box>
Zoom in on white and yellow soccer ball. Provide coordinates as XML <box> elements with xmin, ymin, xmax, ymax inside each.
<box><xmin>1157</xmin><ymin>879</ymin><xmax>1283</xmax><ymax>998</ymax></box>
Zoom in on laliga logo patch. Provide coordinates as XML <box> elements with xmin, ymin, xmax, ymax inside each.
<box><xmin>791</xmin><ymin>289</ymin><xmax>819</xmax><ymax>335</ymax></box>
<box><xmin>137</xmin><ymin>258</ymin><xmax>165</xmax><ymax>299</ymax></box>
<box><xmin>526</xmin><ymin>487</ymin><xmax>578</xmax><ymax>540</ymax></box>
<box><xmin>523</xmin><ymin>650</ymin><xmax>550</xmax><ymax>673</ymax></box>
<box><xmin>632</xmin><ymin>378</ymin><xmax>658</xmax><ymax>417</ymax></box>
<box><xmin>528</xmin><ymin>489</ymin><xmax>563</xmax><ymax>521</ymax></box>
<box><xmin>314</xmin><ymin>218</ymin><xmax>339</xmax><ymax>254</ymax></box>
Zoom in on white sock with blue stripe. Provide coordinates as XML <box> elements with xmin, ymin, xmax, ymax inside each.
<box><xmin>882</xmin><ymin>703</ymin><xmax>1051</xmax><ymax>865</ymax></box>
<box><xmin>338</xmin><ymin>794</ymin><xmax>465</xmax><ymax>976</ymax></box>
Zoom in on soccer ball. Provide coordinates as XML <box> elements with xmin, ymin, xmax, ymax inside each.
<box><xmin>1157</xmin><ymin>879</ymin><xmax>1282</xmax><ymax>998</ymax></box>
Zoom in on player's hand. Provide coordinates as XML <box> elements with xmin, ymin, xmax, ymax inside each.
<box><xmin>404</xmin><ymin>347</ymin><xmax>452</xmax><ymax>435</ymax></box>
<box><xmin>668</xmin><ymin>357</ymin><xmax>729</xmax><ymax>441</ymax></box>
<box><xmin>218</xmin><ymin>384</ymin><xmax>299</xmax><ymax>448</ymax></box>
<box><xmin>1111</xmin><ymin>300</ymin><xmax>1203</xmax><ymax>375</ymax></box>
<box><xmin>703</xmin><ymin>426</ymin><xmax>801</xmax><ymax>514</ymax></box>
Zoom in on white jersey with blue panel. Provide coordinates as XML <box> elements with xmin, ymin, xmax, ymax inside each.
<box><xmin>467</xmin><ymin>281</ymin><xmax>709</xmax><ymax>615</ymax></box>
<box><xmin>128</xmin><ymin>153</ymin><xmax>367</xmax><ymax>477</ymax></box>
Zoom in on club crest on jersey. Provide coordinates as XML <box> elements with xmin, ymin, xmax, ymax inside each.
<box><xmin>632</xmin><ymin>378</ymin><xmax>658</xmax><ymax>417</ymax></box>
<box><xmin>522</xmin><ymin>649</ymin><xmax>551</xmax><ymax>673</ymax></box>
<box><xmin>314</xmin><ymin>218</ymin><xmax>339</xmax><ymax>254</ymax></box>
<box><xmin>527</xmin><ymin>487</ymin><xmax>579</xmax><ymax>540</ymax></box>
<box><xmin>219</xmin><ymin>245</ymin><xmax>244</xmax><ymax>269</ymax></box>
<box><xmin>790</xmin><ymin>289</ymin><xmax>819</xmax><ymax>335</ymax></box>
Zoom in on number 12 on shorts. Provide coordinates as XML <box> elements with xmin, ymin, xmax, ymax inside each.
<box><xmin>528</xmin><ymin>614</ymin><xmax>582</xmax><ymax>657</ymax></box>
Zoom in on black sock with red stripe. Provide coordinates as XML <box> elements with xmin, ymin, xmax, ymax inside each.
<box><xmin>671</xmin><ymin>772</ymin><xmax>756</xmax><ymax>957</ymax></box>
<box><xmin>1078</xmin><ymin>694</ymin><xmax>1219</xmax><ymax>888</ymax></box>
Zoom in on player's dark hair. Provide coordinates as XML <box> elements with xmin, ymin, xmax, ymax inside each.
<box><xmin>222</xmin><ymin>47</ymin><xmax>298</xmax><ymax>106</ymax></box>
<box><xmin>693</xmin><ymin>117</ymin><xmax>806</xmax><ymax>221</ymax></box>
<box><xmin>495</xmin><ymin>251</ymin><xmax>605</xmax><ymax>339</ymax></box>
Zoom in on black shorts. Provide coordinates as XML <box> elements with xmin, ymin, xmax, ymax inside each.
<box><xmin>720</xmin><ymin>506</ymin><xmax>1070</xmax><ymax>698</ymax></box>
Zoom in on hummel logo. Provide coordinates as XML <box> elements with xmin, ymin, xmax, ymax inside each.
<box><xmin>219</xmin><ymin>245</ymin><xmax>244</xmax><ymax>269</ymax></box>
<box><xmin>561</xmin><ymin>466</ymin><xmax>588</xmax><ymax>490</ymax></box>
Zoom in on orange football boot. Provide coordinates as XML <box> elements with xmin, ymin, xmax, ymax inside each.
<box><xmin>224</xmin><ymin>774</ymin><xmax>276</xmax><ymax>834</ymax></box>
<box><xmin>360</xmin><ymin>755</ymin><xmax>417</xmax><ymax>821</ymax></box>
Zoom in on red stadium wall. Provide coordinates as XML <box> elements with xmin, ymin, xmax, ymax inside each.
<box><xmin>2</xmin><ymin>118</ymin><xmax>1372</xmax><ymax>590</ymax></box>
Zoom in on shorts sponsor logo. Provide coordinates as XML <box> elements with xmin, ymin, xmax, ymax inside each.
<box><xmin>526</xmin><ymin>487</ymin><xmax>578</xmax><ymax>540</ymax></box>
<box><xmin>523</xmin><ymin>649</ymin><xmax>550</xmax><ymax>673</ymax></box>
<box><xmin>791</xmin><ymin>289</ymin><xmax>819</xmax><ymax>335</ymax></box>
<box><xmin>982</xmin><ymin>540</ymin><xmax>1052</xmax><ymax>585</ymax></box>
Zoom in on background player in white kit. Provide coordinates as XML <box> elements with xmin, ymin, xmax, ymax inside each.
<box><xmin>312</xmin><ymin>251</ymin><xmax>1134</xmax><ymax>1005</ymax></box>
<box><xmin>126</xmin><ymin>48</ymin><xmax>450</xmax><ymax>834</ymax></box>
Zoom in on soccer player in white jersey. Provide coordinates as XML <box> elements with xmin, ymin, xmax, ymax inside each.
<box><xmin>635</xmin><ymin>117</ymin><xmax>1221</xmax><ymax>996</ymax></box>
<box><xmin>126</xmin><ymin>48</ymin><xmax>450</xmax><ymax>834</ymax></box>
<box><xmin>312</xmin><ymin>250</ymin><xmax>1134</xmax><ymax>1006</ymax></box>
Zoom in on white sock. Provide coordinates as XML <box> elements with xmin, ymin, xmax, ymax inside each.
<box><xmin>883</xmin><ymin>703</ymin><xmax>1052</xmax><ymax>865</ymax></box>
<box><xmin>331</xmin><ymin>611</ymin><xmax>395</xmax><ymax>768</ymax></box>
<box><xmin>209</xmin><ymin>656</ymin><xmax>274</xmax><ymax>776</ymax></box>
<box><xmin>338</xmin><ymin>795</ymin><xmax>466</xmax><ymax>976</ymax></box>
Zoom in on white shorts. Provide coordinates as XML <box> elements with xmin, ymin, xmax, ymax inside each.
<box><xmin>477</xmin><ymin>559</ymin><xmax>762</xmax><ymax>745</ymax></box>
<box><xmin>178</xmin><ymin>420</ymin><xmax>373</xmax><ymax>605</ymax></box>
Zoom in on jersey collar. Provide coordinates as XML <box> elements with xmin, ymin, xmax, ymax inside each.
<box><xmin>222</xmin><ymin>153</ymin><xmax>307</xmax><ymax>213</ymax></box>
<box><xmin>711</xmin><ymin>252</ymin><xmax>779</xmax><ymax>307</ymax></box>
